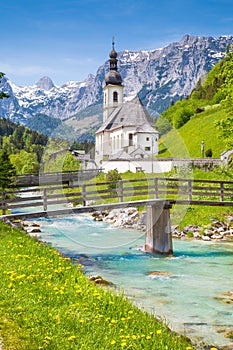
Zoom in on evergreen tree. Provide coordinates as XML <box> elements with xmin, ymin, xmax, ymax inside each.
<box><xmin>0</xmin><ymin>150</ymin><xmax>16</xmax><ymax>190</ymax></box>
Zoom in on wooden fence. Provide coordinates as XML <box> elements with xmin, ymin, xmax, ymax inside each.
<box><xmin>1</xmin><ymin>177</ymin><xmax>233</xmax><ymax>216</ymax></box>
<box><xmin>14</xmin><ymin>169</ymin><xmax>100</xmax><ymax>186</ymax></box>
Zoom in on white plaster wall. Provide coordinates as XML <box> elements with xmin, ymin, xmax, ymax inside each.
<box><xmin>137</xmin><ymin>133</ymin><xmax>159</xmax><ymax>155</ymax></box>
<box><xmin>110</xmin><ymin>129</ymin><xmax>124</xmax><ymax>153</ymax></box>
<box><xmin>95</xmin><ymin>132</ymin><xmax>113</xmax><ymax>166</ymax></box>
<box><xmin>103</xmin><ymin>85</ymin><xmax>124</xmax><ymax>122</ymax></box>
<box><xmin>102</xmin><ymin>160</ymin><xmax>173</xmax><ymax>173</ymax></box>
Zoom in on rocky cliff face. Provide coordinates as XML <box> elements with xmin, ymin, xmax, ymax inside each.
<box><xmin>0</xmin><ymin>35</ymin><xmax>232</xmax><ymax>128</ymax></box>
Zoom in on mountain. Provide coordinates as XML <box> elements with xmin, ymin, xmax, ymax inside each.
<box><xmin>157</xmin><ymin>50</ymin><xmax>233</xmax><ymax>159</ymax></box>
<box><xmin>0</xmin><ymin>34</ymin><xmax>233</xmax><ymax>140</ymax></box>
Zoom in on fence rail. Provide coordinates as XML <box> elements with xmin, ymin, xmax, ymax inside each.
<box><xmin>14</xmin><ymin>169</ymin><xmax>100</xmax><ymax>186</ymax></box>
<box><xmin>1</xmin><ymin>177</ymin><xmax>233</xmax><ymax>216</ymax></box>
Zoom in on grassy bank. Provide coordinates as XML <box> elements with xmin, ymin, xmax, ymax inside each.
<box><xmin>92</xmin><ymin>169</ymin><xmax>233</xmax><ymax>229</ymax></box>
<box><xmin>0</xmin><ymin>222</ymin><xmax>194</xmax><ymax>350</ymax></box>
<box><xmin>158</xmin><ymin>105</ymin><xmax>226</xmax><ymax>159</ymax></box>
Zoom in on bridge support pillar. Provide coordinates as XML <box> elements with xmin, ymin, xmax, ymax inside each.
<box><xmin>145</xmin><ymin>203</ymin><xmax>173</xmax><ymax>255</ymax></box>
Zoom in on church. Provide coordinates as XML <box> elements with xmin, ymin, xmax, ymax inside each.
<box><xmin>95</xmin><ymin>40</ymin><xmax>159</xmax><ymax>172</ymax></box>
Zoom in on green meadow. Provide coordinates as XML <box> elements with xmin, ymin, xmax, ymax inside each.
<box><xmin>158</xmin><ymin>106</ymin><xmax>226</xmax><ymax>159</ymax></box>
<box><xmin>0</xmin><ymin>222</ymin><xmax>194</xmax><ymax>350</ymax></box>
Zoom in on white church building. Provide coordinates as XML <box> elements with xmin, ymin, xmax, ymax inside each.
<box><xmin>95</xmin><ymin>40</ymin><xmax>160</xmax><ymax>173</ymax></box>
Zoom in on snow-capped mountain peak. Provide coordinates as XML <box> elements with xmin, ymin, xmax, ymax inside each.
<box><xmin>0</xmin><ymin>35</ymin><xmax>233</xmax><ymax>127</ymax></box>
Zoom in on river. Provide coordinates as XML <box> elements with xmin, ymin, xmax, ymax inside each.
<box><xmin>26</xmin><ymin>212</ymin><xmax>233</xmax><ymax>348</ymax></box>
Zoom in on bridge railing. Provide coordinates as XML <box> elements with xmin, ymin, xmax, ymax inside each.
<box><xmin>1</xmin><ymin>177</ymin><xmax>233</xmax><ymax>215</ymax></box>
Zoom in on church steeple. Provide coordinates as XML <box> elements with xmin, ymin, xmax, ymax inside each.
<box><xmin>103</xmin><ymin>38</ymin><xmax>124</xmax><ymax>122</ymax></box>
<box><xmin>105</xmin><ymin>37</ymin><xmax>122</xmax><ymax>86</ymax></box>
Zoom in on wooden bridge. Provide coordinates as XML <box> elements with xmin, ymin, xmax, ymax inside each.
<box><xmin>14</xmin><ymin>169</ymin><xmax>100</xmax><ymax>186</ymax></box>
<box><xmin>1</xmin><ymin>175</ymin><xmax>233</xmax><ymax>255</ymax></box>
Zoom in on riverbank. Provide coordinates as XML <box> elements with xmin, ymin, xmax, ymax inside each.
<box><xmin>91</xmin><ymin>207</ymin><xmax>233</xmax><ymax>243</ymax></box>
<box><xmin>3</xmin><ymin>210</ymin><xmax>233</xmax><ymax>349</ymax></box>
<box><xmin>0</xmin><ymin>221</ymin><xmax>195</xmax><ymax>350</ymax></box>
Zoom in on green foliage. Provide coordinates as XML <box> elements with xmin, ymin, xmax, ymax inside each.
<box><xmin>215</xmin><ymin>117</ymin><xmax>233</xmax><ymax>149</ymax></box>
<box><xmin>155</xmin><ymin>114</ymin><xmax>172</xmax><ymax>135</ymax></box>
<box><xmin>159</xmin><ymin>52</ymin><xmax>233</xmax><ymax>135</ymax></box>
<box><xmin>106</xmin><ymin>169</ymin><xmax>122</xmax><ymax>190</ymax></box>
<box><xmin>62</xmin><ymin>152</ymin><xmax>80</xmax><ymax>172</ymax></box>
<box><xmin>0</xmin><ymin>117</ymin><xmax>48</xmax><ymax>162</ymax></box>
<box><xmin>0</xmin><ymin>150</ymin><xmax>16</xmax><ymax>190</ymax></box>
<box><xmin>0</xmin><ymin>222</ymin><xmax>193</xmax><ymax>350</ymax></box>
<box><xmin>10</xmin><ymin>151</ymin><xmax>39</xmax><ymax>174</ymax></box>
<box><xmin>158</xmin><ymin>102</ymin><xmax>227</xmax><ymax>159</ymax></box>
<box><xmin>205</xmin><ymin>148</ymin><xmax>212</xmax><ymax>158</ymax></box>
<box><xmin>70</xmin><ymin>140</ymin><xmax>95</xmax><ymax>153</ymax></box>
<box><xmin>159</xmin><ymin>99</ymin><xmax>207</xmax><ymax>130</ymax></box>
<box><xmin>191</xmin><ymin>54</ymin><xmax>231</xmax><ymax>102</ymax></box>
<box><xmin>42</xmin><ymin>139</ymin><xmax>80</xmax><ymax>172</ymax></box>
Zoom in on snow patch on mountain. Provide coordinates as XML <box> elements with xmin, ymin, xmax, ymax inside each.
<box><xmin>0</xmin><ymin>34</ymin><xmax>232</xmax><ymax>127</ymax></box>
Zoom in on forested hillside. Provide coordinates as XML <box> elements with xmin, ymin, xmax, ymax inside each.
<box><xmin>0</xmin><ymin>117</ymin><xmax>49</xmax><ymax>174</ymax></box>
<box><xmin>157</xmin><ymin>50</ymin><xmax>233</xmax><ymax>157</ymax></box>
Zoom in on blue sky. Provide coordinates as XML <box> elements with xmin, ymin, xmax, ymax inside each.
<box><xmin>1</xmin><ymin>0</ymin><xmax>232</xmax><ymax>86</ymax></box>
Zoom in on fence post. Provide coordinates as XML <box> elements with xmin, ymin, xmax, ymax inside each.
<box><xmin>43</xmin><ymin>188</ymin><xmax>47</xmax><ymax>212</ymax></box>
<box><xmin>82</xmin><ymin>184</ymin><xmax>86</xmax><ymax>206</ymax></box>
<box><xmin>220</xmin><ymin>182</ymin><xmax>224</xmax><ymax>202</ymax></box>
<box><xmin>154</xmin><ymin>178</ymin><xmax>158</xmax><ymax>199</ymax></box>
<box><xmin>188</xmin><ymin>180</ymin><xmax>192</xmax><ymax>201</ymax></box>
<box><xmin>118</xmin><ymin>180</ymin><xmax>123</xmax><ymax>202</ymax></box>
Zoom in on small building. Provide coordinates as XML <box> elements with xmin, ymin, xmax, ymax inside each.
<box><xmin>95</xmin><ymin>40</ymin><xmax>159</xmax><ymax>170</ymax></box>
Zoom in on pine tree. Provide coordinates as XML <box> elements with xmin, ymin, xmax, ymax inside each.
<box><xmin>0</xmin><ymin>150</ymin><xmax>16</xmax><ymax>190</ymax></box>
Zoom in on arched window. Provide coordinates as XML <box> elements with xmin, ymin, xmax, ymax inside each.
<box><xmin>113</xmin><ymin>91</ymin><xmax>118</xmax><ymax>102</ymax></box>
<box><xmin>129</xmin><ymin>133</ymin><xmax>133</xmax><ymax>146</ymax></box>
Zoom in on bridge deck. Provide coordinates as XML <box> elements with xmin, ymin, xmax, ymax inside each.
<box><xmin>1</xmin><ymin>175</ymin><xmax>233</xmax><ymax>220</ymax></box>
<box><xmin>0</xmin><ymin>199</ymin><xmax>171</xmax><ymax>221</ymax></box>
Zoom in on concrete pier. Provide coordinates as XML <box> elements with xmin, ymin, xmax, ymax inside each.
<box><xmin>145</xmin><ymin>203</ymin><xmax>173</xmax><ymax>255</ymax></box>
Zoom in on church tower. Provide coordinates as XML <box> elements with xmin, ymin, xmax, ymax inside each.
<box><xmin>103</xmin><ymin>38</ymin><xmax>124</xmax><ymax>122</ymax></box>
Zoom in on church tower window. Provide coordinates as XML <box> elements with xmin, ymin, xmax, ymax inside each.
<box><xmin>113</xmin><ymin>91</ymin><xmax>118</xmax><ymax>102</ymax></box>
<box><xmin>129</xmin><ymin>133</ymin><xmax>133</xmax><ymax>146</ymax></box>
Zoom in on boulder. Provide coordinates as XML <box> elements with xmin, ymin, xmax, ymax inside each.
<box><xmin>214</xmin><ymin>290</ymin><xmax>233</xmax><ymax>304</ymax></box>
<box><xmin>147</xmin><ymin>271</ymin><xmax>173</xmax><ymax>277</ymax></box>
<box><xmin>211</xmin><ymin>234</ymin><xmax>223</xmax><ymax>240</ymax></box>
<box><xmin>202</xmin><ymin>235</ymin><xmax>211</xmax><ymax>241</ymax></box>
<box><xmin>89</xmin><ymin>275</ymin><xmax>113</xmax><ymax>286</ymax></box>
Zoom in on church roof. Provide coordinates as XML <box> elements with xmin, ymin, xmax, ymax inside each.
<box><xmin>109</xmin><ymin>150</ymin><xmax>132</xmax><ymax>160</ymax></box>
<box><xmin>96</xmin><ymin>96</ymin><xmax>158</xmax><ymax>134</ymax></box>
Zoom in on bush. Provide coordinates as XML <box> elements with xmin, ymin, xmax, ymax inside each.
<box><xmin>106</xmin><ymin>169</ymin><xmax>122</xmax><ymax>190</ymax></box>
<box><xmin>205</xmin><ymin>149</ymin><xmax>213</xmax><ymax>158</ymax></box>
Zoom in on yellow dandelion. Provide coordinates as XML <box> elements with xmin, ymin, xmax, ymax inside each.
<box><xmin>111</xmin><ymin>340</ymin><xmax>116</xmax><ymax>345</ymax></box>
<box><xmin>146</xmin><ymin>335</ymin><xmax>151</xmax><ymax>340</ymax></box>
<box><xmin>132</xmin><ymin>335</ymin><xmax>137</xmax><ymax>339</ymax></box>
<box><xmin>156</xmin><ymin>329</ymin><xmax>162</xmax><ymax>335</ymax></box>
<box><xmin>68</xmin><ymin>335</ymin><xmax>76</xmax><ymax>341</ymax></box>
<box><xmin>121</xmin><ymin>341</ymin><xmax>127</xmax><ymax>347</ymax></box>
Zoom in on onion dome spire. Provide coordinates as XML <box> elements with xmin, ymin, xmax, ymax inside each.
<box><xmin>105</xmin><ymin>36</ymin><xmax>122</xmax><ymax>86</ymax></box>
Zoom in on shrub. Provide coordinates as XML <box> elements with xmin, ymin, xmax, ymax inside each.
<box><xmin>205</xmin><ymin>149</ymin><xmax>213</xmax><ymax>158</ymax></box>
<box><xmin>106</xmin><ymin>169</ymin><xmax>122</xmax><ymax>190</ymax></box>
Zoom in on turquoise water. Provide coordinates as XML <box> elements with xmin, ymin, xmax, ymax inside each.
<box><xmin>31</xmin><ymin>214</ymin><xmax>232</xmax><ymax>347</ymax></box>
